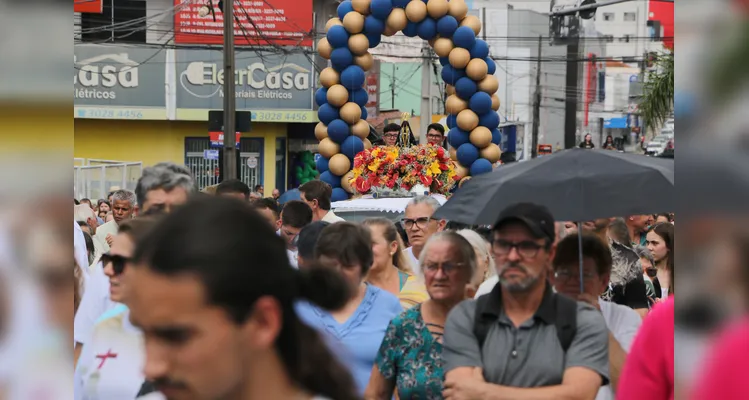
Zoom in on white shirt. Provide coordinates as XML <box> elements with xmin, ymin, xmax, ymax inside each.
<box><xmin>404</xmin><ymin>247</ymin><xmax>421</xmax><ymax>276</ymax></box>
<box><xmin>74</xmin><ymin>221</ymin><xmax>90</xmax><ymax>277</ymax></box>
<box><xmin>75</xmin><ymin>305</ymin><xmax>145</xmax><ymax>400</ymax></box>
<box><xmin>276</xmin><ymin>229</ymin><xmax>299</xmax><ymax>269</ymax></box>
<box><xmin>596</xmin><ymin>300</ymin><xmax>642</xmax><ymax>400</ymax></box>
<box><xmin>321</xmin><ymin>210</ymin><xmax>345</xmax><ymax>223</ymax></box>
<box><xmin>474</xmin><ymin>275</ymin><xmax>499</xmax><ymax>298</ymax></box>
<box><xmin>74</xmin><ymin>262</ymin><xmax>119</xmax><ymax>346</ymax></box>
<box><xmin>94</xmin><ymin>220</ymin><xmax>119</xmax><ymax>253</ymax></box>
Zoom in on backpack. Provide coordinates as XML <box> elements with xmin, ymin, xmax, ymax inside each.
<box><xmin>473</xmin><ymin>289</ymin><xmax>578</xmax><ymax>352</ymax></box>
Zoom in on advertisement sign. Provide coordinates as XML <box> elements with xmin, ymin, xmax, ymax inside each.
<box><xmin>648</xmin><ymin>0</ymin><xmax>674</xmax><ymax>49</ymax></box>
<box><xmin>75</xmin><ymin>0</ymin><xmax>103</xmax><ymax>14</ymax></box>
<box><xmin>74</xmin><ymin>44</ymin><xmax>166</xmax><ymax>119</ymax></box>
<box><xmin>203</xmin><ymin>149</ymin><xmax>220</xmax><ymax>160</ymax></box>
<box><xmin>174</xmin><ymin>0</ymin><xmax>313</xmax><ymax>47</ymax></box>
<box><xmin>365</xmin><ymin>60</ymin><xmax>380</xmax><ymax>119</ymax></box>
<box><xmin>175</xmin><ymin>50</ymin><xmax>314</xmax><ymax>121</ymax></box>
<box><xmin>209</xmin><ymin>132</ymin><xmax>241</xmax><ymax>148</ymax></box>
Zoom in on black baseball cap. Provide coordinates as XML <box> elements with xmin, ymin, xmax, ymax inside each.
<box><xmin>492</xmin><ymin>203</ymin><xmax>556</xmax><ymax>242</ymax></box>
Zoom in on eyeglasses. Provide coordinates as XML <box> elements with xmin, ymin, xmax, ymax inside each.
<box><xmin>426</xmin><ymin>134</ymin><xmax>443</xmax><ymax>140</ymax></box>
<box><xmin>383</xmin><ymin>133</ymin><xmax>398</xmax><ymax>138</ymax></box>
<box><xmin>491</xmin><ymin>239</ymin><xmax>544</xmax><ymax>259</ymax></box>
<box><xmin>101</xmin><ymin>253</ymin><xmax>130</xmax><ymax>275</ymax></box>
<box><xmin>554</xmin><ymin>269</ymin><xmax>597</xmax><ymax>281</ymax></box>
<box><xmin>423</xmin><ymin>262</ymin><xmax>464</xmax><ymax>275</ymax></box>
<box><xmin>401</xmin><ymin>217</ymin><xmax>432</xmax><ymax>230</ymax></box>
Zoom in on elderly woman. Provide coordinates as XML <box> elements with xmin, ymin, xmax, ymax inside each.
<box><xmin>364</xmin><ymin>231</ymin><xmax>478</xmax><ymax>399</ymax></box>
<box><xmin>633</xmin><ymin>245</ymin><xmax>658</xmax><ymax>305</ymax></box>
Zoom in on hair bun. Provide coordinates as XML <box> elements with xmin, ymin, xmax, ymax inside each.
<box><xmin>296</xmin><ymin>266</ymin><xmax>352</xmax><ymax>311</ymax></box>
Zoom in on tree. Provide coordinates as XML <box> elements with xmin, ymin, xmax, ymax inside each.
<box><xmin>639</xmin><ymin>51</ymin><xmax>674</xmax><ymax>132</ymax></box>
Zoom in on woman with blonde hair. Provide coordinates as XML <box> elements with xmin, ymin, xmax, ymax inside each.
<box><xmin>456</xmin><ymin>229</ymin><xmax>495</xmax><ymax>287</ymax></box>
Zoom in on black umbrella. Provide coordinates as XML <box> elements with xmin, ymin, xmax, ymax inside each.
<box><xmin>435</xmin><ymin>148</ymin><xmax>674</xmax><ymax>225</ymax></box>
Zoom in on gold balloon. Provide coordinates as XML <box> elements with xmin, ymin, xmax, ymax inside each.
<box><xmin>386</xmin><ymin>8</ymin><xmax>408</xmax><ymax>32</ymax></box>
<box><xmin>352</xmin><ymin>119</ymin><xmax>370</xmax><ymax>139</ymax></box>
<box><xmin>318</xmin><ymin>38</ymin><xmax>332</xmax><ymax>59</ymax></box>
<box><xmin>352</xmin><ymin>0</ymin><xmax>371</xmax><ymax>15</ymax></box>
<box><xmin>448</xmin><ymin>147</ymin><xmax>458</xmax><ymax>161</ymax></box>
<box><xmin>314</xmin><ymin>122</ymin><xmax>328</xmax><ymax>141</ymax></box>
<box><xmin>319</xmin><ymin>67</ymin><xmax>340</xmax><ymax>88</ymax></box>
<box><xmin>340</xmin><ymin>102</ymin><xmax>362</xmax><ymax>124</ymax></box>
<box><xmin>457</xmin><ymin>109</ymin><xmax>479</xmax><ymax>131</ymax></box>
<box><xmin>469</xmin><ymin>126</ymin><xmax>492</xmax><ymax>148</ymax></box>
<box><xmin>325</xmin><ymin>18</ymin><xmax>342</xmax><ymax>32</ymax></box>
<box><xmin>428</xmin><ymin>37</ymin><xmax>438</xmax><ymax>47</ymax></box>
<box><xmin>349</xmin><ymin>34</ymin><xmax>370</xmax><ymax>55</ymax></box>
<box><xmin>491</xmin><ymin>94</ymin><xmax>500</xmax><ymax>111</ymax></box>
<box><xmin>341</xmin><ymin>170</ymin><xmax>356</xmax><ymax>193</ymax></box>
<box><xmin>343</xmin><ymin>12</ymin><xmax>365</xmax><ymax>34</ymax></box>
<box><xmin>458</xmin><ymin>175</ymin><xmax>472</xmax><ymax>188</ymax></box>
<box><xmin>405</xmin><ymin>0</ymin><xmax>427</xmax><ymax>23</ymax></box>
<box><xmin>363</xmin><ymin>138</ymin><xmax>373</xmax><ymax>150</ymax></box>
<box><xmin>466</xmin><ymin>59</ymin><xmax>488</xmax><ymax>81</ymax></box>
<box><xmin>318</xmin><ymin>138</ymin><xmax>340</xmax><ymax>159</ymax></box>
<box><xmin>433</xmin><ymin>37</ymin><xmax>454</xmax><ymax>58</ymax></box>
<box><xmin>454</xmin><ymin>162</ymin><xmax>469</xmax><ymax>178</ymax></box>
<box><xmin>326</xmin><ymin>84</ymin><xmax>349</xmax><ymax>107</ymax></box>
<box><xmin>427</xmin><ymin>0</ymin><xmax>449</xmax><ymax>18</ymax></box>
<box><xmin>328</xmin><ymin>153</ymin><xmax>352</xmax><ymax>176</ymax></box>
<box><xmin>445</xmin><ymin>84</ymin><xmax>455</xmax><ymax>95</ymax></box>
<box><xmin>480</xmin><ymin>143</ymin><xmax>502</xmax><ymax>163</ymax></box>
<box><xmin>460</xmin><ymin>15</ymin><xmax>481</xmax><ymax>35</ymax></box>
<box><xmin>383</xmin><ymin>26</ymin><xmax>397</xmax><ymax>36</ymax></box>
<box><xmin>448</xmin><ymin>0</ymin><xmax>468</xmax><ymax>20</ymax></box>
<box><xmin>449</xmin><ymin>47</ymin><xmax>471</xmax><ymax>69</ymax></box>
<box><xmin>355</xmin><ymin>53</ymin><xmax>374</xmax><ymax>71</ymax></box>
<box><xmin>445</xmin><ymin>95</ymin><xmax>468</xmax><ymax>114</ymax></box>
<box><xmin>478</xmin><ymin>74</ymin><xmax>499</xmax><ymax>94</ymax></box>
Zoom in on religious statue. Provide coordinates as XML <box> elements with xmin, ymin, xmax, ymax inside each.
<box><xmin>397</xmin><ymin>112</ymin><xmax>417</xmax><ymax>148</ymax></box>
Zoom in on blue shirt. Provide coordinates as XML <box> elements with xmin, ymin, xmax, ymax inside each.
<box><xmin>296</xmin><ymin>284</ymin><xmax>403</xmax><ymax>395</ymax></box>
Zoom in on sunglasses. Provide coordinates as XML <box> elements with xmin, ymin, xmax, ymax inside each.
<box><xmin>101</xmin><ymin>253</ymin><xmax>130</xmax><ymax>275</ymax></box>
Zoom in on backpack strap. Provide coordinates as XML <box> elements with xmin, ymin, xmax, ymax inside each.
<box><xmin>554</xmin><ymin>293</ymin><xmax>578</xmax><ymax>352</ymax></box>
<box><xmin>473</xmin><ymin>293</ymin><xmax>497</xmax><ymax>350</ymax></box>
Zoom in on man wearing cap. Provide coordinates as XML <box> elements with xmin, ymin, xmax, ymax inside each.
<box><xmin>442</xmin><ymin>203</ymin><xmax>609</xmax><ymax>400</ymax></box>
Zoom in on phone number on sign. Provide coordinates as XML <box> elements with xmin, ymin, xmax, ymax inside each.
<box><xmin>77</xmin><ymin>109</ymin><xmax>144</xmax><ymax>119</ymax></box>
<box><xmin>252</xmin><ymin>111</ymin><xmax>315</xmax><ymax>122</ymax></box>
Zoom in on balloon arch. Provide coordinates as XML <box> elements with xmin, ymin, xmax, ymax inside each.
<box><xmin>314</xmin><ymin>0</ymin><xmax>502</xmax><ymax>201</ymax></box>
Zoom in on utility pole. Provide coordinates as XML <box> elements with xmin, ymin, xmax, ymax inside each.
<box><xmin>391</xmin><ymin>64</ymin><xmax>395</xmax><ymax>109</ymax></box>
<box><xmin>222</xmin><ymin>0</ymin><xmax>237</xmax><ymax>181</ymax></box>
<box><xmin>419</xmin><ymin>44</ymin><xmax>430</xmax><ymax>144</ymax></box>
<box><xmin>531</xmin><ymin>35</ymin><xmax>542</xmax><ymax>158</ymax></box>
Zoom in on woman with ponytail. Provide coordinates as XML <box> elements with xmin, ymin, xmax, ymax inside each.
<box><xmin>127</xmin><ymin>196</ymin><xmax>358</xmax><ymax>400</ymax></box>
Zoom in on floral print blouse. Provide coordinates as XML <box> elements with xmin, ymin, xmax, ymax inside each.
<box><xmin>374</xmin><ymin>304</ymin><xmax>445</xmax><ymax>399</ymax></box>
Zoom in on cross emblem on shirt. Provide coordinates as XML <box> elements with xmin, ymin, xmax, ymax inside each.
<box><xmin>95</xmin><ymin>349</ymin><xmax>118</xmax><ymax>369</ymax></box>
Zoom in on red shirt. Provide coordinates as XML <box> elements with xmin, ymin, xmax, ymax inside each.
<box><xmin>617</xmin><ymin>296</ymin><xmax>674</xmax><ymax>400</ymax></box>
<box><xmin>693</xmin><ymin>317</ymin><xmax>749</xmax><ymax>399</ymax></box>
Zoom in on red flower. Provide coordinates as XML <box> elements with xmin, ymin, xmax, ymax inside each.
<box><xmin>356</xmin><ymin>177</ymin><xmax>371</xmax><ymax>193</ymax></box>
<box><xmin>437</xmin><ymin>147</ymin><xmax>445</xmax><ymax>157</ymax></box>
<box><xmin>420</xmin><ymin>174</ymin><xmax>433</xmax><ymax>186</ymax></box>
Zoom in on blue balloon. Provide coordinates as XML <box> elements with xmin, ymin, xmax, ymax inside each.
<box><xmin>417</xmin><ymin>18</ymin><xmax>437</xmax><ymax>40</ymax></box>
<box><xmin>446</xmin><ymin>114</ymin><xmax>457</xmax><ymax>129</ymax></box>
<box><xmin>479</xmin><ymin>111</ymin><xmax>500</xmax><ymax>130</ymax></box>
<box><xmin>441</xmin><ymin>65</ymin><xmax>465</xmax><ymax>85</ymax></box>
<box><xmin>402</xmin><ymin>21</ymin><xmax>419</xmax><ymax>37</ymax></box>
<box><xmin>330</xmin><ymin>47</ymin><xmax>354</xmax><ymax>71</ymax></box>
<box><xmin>453</xmin><ymin>26</ymin><xmax>476</xmax><ymax>49</ymax></box>
<box><xmin>327</xmin><ymin>119</ymin><xmax>351</xmax><ymax>144</ymax></box>
<box><xmin>447</xmin><ymin>128</ymin><xmax>470</xmax><ymax>148</ymax></box>
<box><xmin>485</xmin><ymin>57</ymin><xmax>496</xmax><ymax>75</ymax></box>
<box><xmin>340</xmin><ymin>65</ymin><xmax>365</xmax><ymax>90</ymax></box>
<box><xmin>439</xmin><ymin>57</ymin><xmax>449</xmax><ymax>66</ymax></box>
<box><xmin>469</xmin><ymin>92</ymin><xmax>492</xmax><ymax>115</ymax></box>
<box><xmin>370</xmin><ymin>0</ymin><xmax>393</xmax><ymax>20</ymax></box>
<box><xmin>327</xmin><ymin>25</ymin><xmax>350</xmax><ymax>48</ymax></box>
<box><xmin>318</xmin><ymin>103</ymin><xmax>339</xmax><ymax>125</ymax></box>
<box><xmin>341</xmin><ymin>136</ymin><xmax>365</xmax><ymax>160</ymax></box>
<box><xmin>455</xmin><ymin>76</ymin><xmax>478</xmax><ymax>100</ymax></box>
<box><xmin>316</xmin><ymin>155</ymin><xmax>330</xmax><ymax>173</ymax></box>
<box><xmin>320</xmin><ymin>171</ymin><xmax>342</xmax><ymax>188</ymax></box>
<box><xmin>470</xmin><ymin>39</ymin><xmax>490</xmax><ymax>59</ymax></box>
<box><xmin>315</xmin><ymin>87</ymin><xmax>328</xmax><ymax>107</ymax></box>
<box><xmin>491</xmin><ymin>128</ymin><xmax>502</xmax><ymax>145</ymax></box>
<box><xmin>350</xmin><ymin>88</ymin><xmax>368</xmax><ymax>107</ymax></box>
<box><xmin>364</xmin><ymin>15</ymin><xmax>386</xmax><ymax>35</ymax></box>
<box><xmin>361</xmin><ymin>106</ymin><xmax>368</xmax><ymax>121</ymax></box>
<box><xmin>470</xmin><ymin>158</ymin><xmax>493</xmax><ymax>176</ymax></box>
<box><xmin>436</xmin><ymin>15</ymin><xmax>458</xmax><ymax>37</ymax></box>
<box><xmin>331</xmin><ymin>187</ymin><xmax>350</xmax><ymax>202</ymax></box>
<box><xmin>366</xmin><ymin>32</ymin><xmax>382</xmax><ymax>47</ymax></box>
<box><xmin>456</xmin><ymin>143</ymin><xmax>480</xmax><ymax>167</ymax></box>
<box><xmin>337</xmin><ymin>0</ymin><xmax>354</xmax><ymax>20</ymax></box>
<box><xmin>392</xmin><ymin>0</ymin><xmax>409</xmax><ymax>7</ymax></box>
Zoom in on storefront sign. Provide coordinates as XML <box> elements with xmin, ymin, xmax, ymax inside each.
<box><xmin>75</xmin><ymin>0</ymin><xmax>103</xmax><ymax>13</ymax></box>
<box><xmin>203</xmin><ymin>149</ymin><xmax>219</xmax><ymax>160</ymax></box>
<box><xmin>209</xmin><ymin>132</ymin><xmax>241</xmax><ymax>148</ymax></box>
<box><xmin>75</xmin><ymin>44</ymin><xmax>166</xmax><ymax>118</ymax></box>
<box><xmin>173</xmin><ymin>0</ymin><xmax>312</xmax><ymax>47</ymax></box>
<box><xmin>175</xmin><ymin>50</ymin><xmax>313</xmax><ymax>119</ymax></box>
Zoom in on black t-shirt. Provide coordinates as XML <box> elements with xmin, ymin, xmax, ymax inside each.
<box><xmin>602</xmin><ymin>240</ymin><xmax>650</xmax><ymax>310</ymax></box>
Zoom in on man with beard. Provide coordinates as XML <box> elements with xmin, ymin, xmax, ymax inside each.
<box><xmin>442</xmin><ymin>203</ymin><xmax>609</xmax><ymax>400</ymax></box>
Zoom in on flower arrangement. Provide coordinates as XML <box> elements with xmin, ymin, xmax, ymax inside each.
<box><xmin>350</xmin><ymin>144</ymin><xmax>458</xmax><ymax>195</ymax></box>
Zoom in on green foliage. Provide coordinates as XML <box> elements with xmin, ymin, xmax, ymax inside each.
<box><xmin>640</xmin><ymin>51</ymin><xmax>674</xmax><ymax>131</ymax></box>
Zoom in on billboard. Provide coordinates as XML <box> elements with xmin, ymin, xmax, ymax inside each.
<box><xmin>174</xmin><ymin>0</ymin><xmax>313</xmax><ymax>47</ymax></box>
<box><xmin>648</xmin><ymin>0</ymin><xmax>674</xmax><ymax>49</ymax></box>
<box><xmin>74</xmin><ymin>0</ymin><xmax>103</xmax><ymax>14</ymax></box>
<box><xmin>74</xmin><ymin>44</ymin><xmax>166</xmax><ymax>119</ymax></box>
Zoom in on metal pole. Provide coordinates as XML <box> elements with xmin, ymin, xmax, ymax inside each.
<box><xmin>391</xmin><ymin>64</ymin><xmax>395</xmax><ymax>109</ymax></box>
<box><xmin>531</xmin><ymin>35</ymin><xmax>542</xmax><ymax>158</ymax></box>
<box><xmin>222</xmin><ymin>0</ymin><xmax>237</xmax><ymax>181</ymax></box>
<box><xmin>419</xmin><ymin>44</ymin><xmax>430</xmax><ymax>145</ymax></box>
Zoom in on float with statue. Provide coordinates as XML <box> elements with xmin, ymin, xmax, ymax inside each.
<box><xmin>314</xmin><ymin>0</ymin><xmax>503</xmax><ymax>207</ymax></box>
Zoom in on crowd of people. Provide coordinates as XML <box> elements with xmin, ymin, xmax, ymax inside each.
<box><xmin>72</xmin><ymin>161</ymin><xmax>677</xmax><ymax>400</ymax></box>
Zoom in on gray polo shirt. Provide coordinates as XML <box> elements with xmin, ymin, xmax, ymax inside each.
<box><xmin>443</xmin><ymin>283</ymin><xmax>610</xmax><ymax>388</ymax></box>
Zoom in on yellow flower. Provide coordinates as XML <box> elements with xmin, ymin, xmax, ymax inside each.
<box><xmin>368</xmin><ymin>160</ymin><xmax>381</xmax><ymax>172</ymax></box>
<box><xmin>429</xmin><ymin>161</ymin><xmax>442</xmax><ymax>176</ymax></box>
